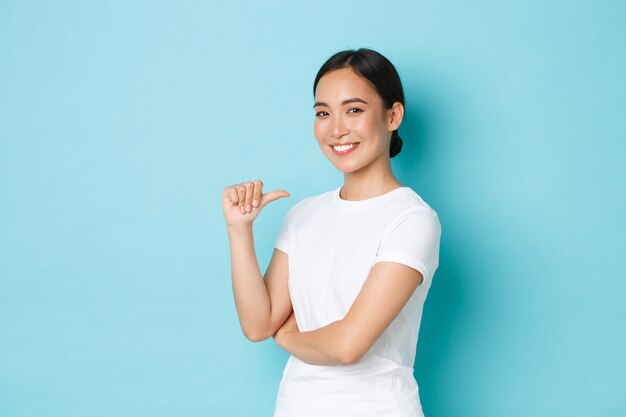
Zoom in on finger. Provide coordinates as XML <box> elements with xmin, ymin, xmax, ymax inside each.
<box><xmin>244</xmin><ymin>181</ymin><xmax>254</xmax><ymax>212</ymax></box>
<box><xmin>228</xmin><ymin>186</ymin><xmax>239</xmax><ymax>205</ymax></box>
<box><xmin>259</xmin><ymin>190</ymin><xmax>291</xmax><ymax>210</ymax></box>
<box><xmin>236</xmin><ymin>184</ymin><xmax>246</xmax><ymax>214</ymax></box>
<box><xmin>230</xmin><ymin>186</ymin><xmax>245</xmax><ymax>215</ymax></box>
<box><xmin>252</xmin><ymin>179</ymin><xmax>263</xmax><ymax>208</ymax></box>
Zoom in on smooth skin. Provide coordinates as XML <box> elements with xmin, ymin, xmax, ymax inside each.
<box><xmin>223</xmin><ymin>66</ymin><xmax>423</xmax><ymax>366</ymax></box>
<box><xmin>222</xmin><ymin>180</ymin><xmax>291</xmax><ymax>342</ymax></box>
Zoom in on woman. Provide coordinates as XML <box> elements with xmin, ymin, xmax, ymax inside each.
<box><xmin>222</xmin><ymin>48</ymin><xmax>441</xmax><ymax>417</ymax></box>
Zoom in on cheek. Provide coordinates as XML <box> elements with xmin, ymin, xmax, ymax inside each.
<box><xmin>352</xmin><ymin>117</ymin><xmax>369</xmax><ymax>131</ymax></box>
<box><xmin>351</xmin><ymin>115</ymin><xmax>377</xmax><ymax>135</ymax></box>
<box><xmin>313</xmin><ymin>121</ymin><xmax>325</xmax><ymax>141</ymax></box>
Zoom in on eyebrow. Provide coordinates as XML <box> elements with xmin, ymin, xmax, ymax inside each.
<box><xmin>313</xmin><ymin>97</ymin><xmax>369</xmax><ymax>108</ymax></box>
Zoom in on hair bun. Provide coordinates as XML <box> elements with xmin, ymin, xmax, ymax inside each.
<box><xmin>390</xmin><ymin>131</ymin><xmax>403</xmax><ymax>158</ymax></box>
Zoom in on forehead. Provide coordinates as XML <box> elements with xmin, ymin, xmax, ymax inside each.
<box><xmin>315</xmin><ymin>67</ymin><xmax>379</xmax><ymax>103</ymax></box>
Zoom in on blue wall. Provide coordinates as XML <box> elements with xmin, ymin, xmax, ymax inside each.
<box><xmin>1</xmin><ymin>1</ymin><xmax>624</xmax><ymax>416</ymax></box>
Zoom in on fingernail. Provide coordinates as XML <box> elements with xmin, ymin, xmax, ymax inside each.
<box><xmin>240</xmin><ymin>205</ymin><xmax>245</xmax><ymax>214</ymax></box>
<box><xmin>246</xmin><ymin>204</ymin><xmax>252</xmax><ymax>212</ymax></box>
<box><xmin>252</xmin><ymin>199</ymin><xmax>259</xmax><ymax>207</ymax></box>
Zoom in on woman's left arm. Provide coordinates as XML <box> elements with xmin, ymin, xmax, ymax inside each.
<box><xmin>273</xmin><ymin>262</ymin><xmax>423</xmax><ymax>366</ymax></box>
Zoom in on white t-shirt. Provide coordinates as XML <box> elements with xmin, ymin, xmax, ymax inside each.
<box><xmin>272</xmin><ymin>185</ymin><xmax>441</xmax><ymax>417</ymax></box>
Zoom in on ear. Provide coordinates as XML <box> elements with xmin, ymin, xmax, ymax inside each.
<box><xmin>387</xmin><ymin>102</ymin><xmax>404</xmax><ymax>132</ymax></box>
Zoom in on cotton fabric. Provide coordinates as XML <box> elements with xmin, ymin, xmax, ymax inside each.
<box><xmin>272</xmin><ymin>185</ymin><xmax>441</xmax><ymax>417</ymax></box>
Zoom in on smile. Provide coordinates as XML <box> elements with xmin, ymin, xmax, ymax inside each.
<box><xmin>331</xmin><ymin>142</ymin><xmax>360</xmax><ymax>156</ymax></box>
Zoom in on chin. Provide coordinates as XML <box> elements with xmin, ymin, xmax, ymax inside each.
<box><xmin>321</xmin><ymin>148</ymin><xmax>366</xmax><ymax>173</ymax></box>
<box><xmin>330</xmin><ymin>160</ymin><xmax>362</xmax><ymax>174</ymax></box>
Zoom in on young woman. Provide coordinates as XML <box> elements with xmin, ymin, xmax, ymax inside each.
<box><xmin>222</xmin><ymin>48</ymin><xmax>441</xmax><ymax>417</ymax></box>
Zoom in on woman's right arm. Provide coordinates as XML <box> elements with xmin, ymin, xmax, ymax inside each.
<box><xmin>223</xmin><ymin>180</ymin><xmax>292</xmax><ymax>342</ymax></box>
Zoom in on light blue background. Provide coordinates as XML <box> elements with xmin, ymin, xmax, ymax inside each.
<box><xmin>1</xmin><ymin>1</ymin><xmax>624</xmax><ymax>416</ymax></box>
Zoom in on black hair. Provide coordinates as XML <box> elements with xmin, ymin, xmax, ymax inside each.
<box><xmin>313</xmin><ymin>48</ymin><xmax>405</xmax><ymax>158</ymax></box>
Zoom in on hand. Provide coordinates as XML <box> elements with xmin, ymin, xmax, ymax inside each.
<box><xmin>222</xmin><ymin>179</ymin><xmax>290</xmax><ymax>227</ymax></box>
<box><xmin>273</xmin><ymin>310</ymin><xmax>300</xmax><ymax>349</ymax></box>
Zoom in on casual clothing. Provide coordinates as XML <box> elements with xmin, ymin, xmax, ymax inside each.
<box><xmin>273</xmin><ymin>185</ymin><xmax>442</xmax><ymax>417</ymax></box>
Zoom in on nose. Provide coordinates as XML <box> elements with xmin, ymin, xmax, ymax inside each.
<box><xmin>330</xmin><ymin>116</ymin><xmax>349</xmax><ymax>139</ymax></box>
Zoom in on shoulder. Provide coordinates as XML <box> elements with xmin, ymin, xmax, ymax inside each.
<box><xmin>386</xmin><ymin>187</ymin><xmax>441</xmax><ymax>231</ymax></box>
<box><xmin>406</xmin><ymin>188</ymin><xmax>439</xmax><ymax>218</ymax></box>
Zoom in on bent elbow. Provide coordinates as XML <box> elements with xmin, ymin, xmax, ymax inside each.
<box><xmin>336</xmin><ymin>342</ymin><xmax>366</xmax><ymax>365</ymax></box>
<box><xmin>336</xmin><ymin>351</ymin><xmax>362</xmax><ymax>365</ymax></box>
<box><xmin>242</xmin><ymin>327</ymin><xmax>270</xmax><ymax>343</ymax></box>
<box><xmin>244</xmin><ymin>332</ymin><xmax>268</xmax><ymax>343</ymax></box>
<box><xmin>334</xmin><ymin>322</ymin><xmax>368</xmax><ymax>365</ymax></box>
<box><xmin>244</xmin><ymin>333</ymin><xmax>264</xmax><ymax>343</ymax></box>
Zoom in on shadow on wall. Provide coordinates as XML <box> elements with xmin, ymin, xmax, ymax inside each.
<box><xmin>394</xmin><ymin>81</ymin><xmax>469</xmax><ymax>408</ymax></box>
<box><xmin>397</xmin><ymin>67</ymin><xmax>518</xmax><ymax>413</ymax></box>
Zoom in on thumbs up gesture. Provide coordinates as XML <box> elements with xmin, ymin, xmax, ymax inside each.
<box><xmin>222</xmin><ymin>179</ymin><xmax>290</xmax><ymax>227</ymax></box>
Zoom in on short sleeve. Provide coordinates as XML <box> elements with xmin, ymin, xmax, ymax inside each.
<box><xmin>273</xmin><ymin>206</ymin><xmax>293</xmax><ymax>254</ymax></box>
<box><xmin>373</xmin><ymin>208</ymin><xmax>441</xmax><ymax>282</ymax></box>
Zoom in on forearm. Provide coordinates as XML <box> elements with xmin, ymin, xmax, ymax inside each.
<box><xmin>280</xmin><ymin>320</ymin><xmax>348</xmax><ymax>366</ymax></box>
<box><xmin>227</xmin><ymin>223</ymin><xmax>270</xmax><ymax>340</ymax></box>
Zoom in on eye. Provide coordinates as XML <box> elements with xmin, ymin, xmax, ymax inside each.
<box><xmin>348</xmin><ymin>108</ymin><xmax>363</xmax><ymax>114</ymax></box>
<box><xmin>315</xmin><ymin>111</ymin><xmax>329</xmax><ymax>117</ymax></box>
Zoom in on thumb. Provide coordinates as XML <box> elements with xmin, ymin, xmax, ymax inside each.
<box><xmin>258</xmin><ymin>190</ymin><xmax>290</xmax><ymax>210</ymax></box>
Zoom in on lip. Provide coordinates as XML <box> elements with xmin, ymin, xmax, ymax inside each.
<box><xmin>330</xmin><ymin>142</ymin><xmax>360</xmax><ymax>156</ymax></box>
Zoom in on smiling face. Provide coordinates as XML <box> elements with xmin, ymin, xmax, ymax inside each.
<box><xmin>313</xmin><ymin>67</ymin><xmax>402</xmax><ymax>173</ymax></box>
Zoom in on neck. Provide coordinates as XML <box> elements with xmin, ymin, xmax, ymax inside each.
<box><xmin>340</xmin><ymin>152</ymin><xmax>403</xmax><ymax>201</ymax></box>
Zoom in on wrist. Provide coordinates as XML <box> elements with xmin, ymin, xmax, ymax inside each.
<box><xmin>226</xmin><ymin>222</ymin><xmax>252</xmax><ymax>234</ymax></box>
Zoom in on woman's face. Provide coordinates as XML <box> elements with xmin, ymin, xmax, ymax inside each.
<box><xmin>313</xmin><ymin>67</ymin><xmax>401</xmax><ymax>173</ymax></box>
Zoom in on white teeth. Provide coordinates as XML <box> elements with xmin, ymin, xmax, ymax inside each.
<box><xmin>333</xmin><ymin>143</ymin><xmax>358</xmax><ymax>152</ymax></box>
